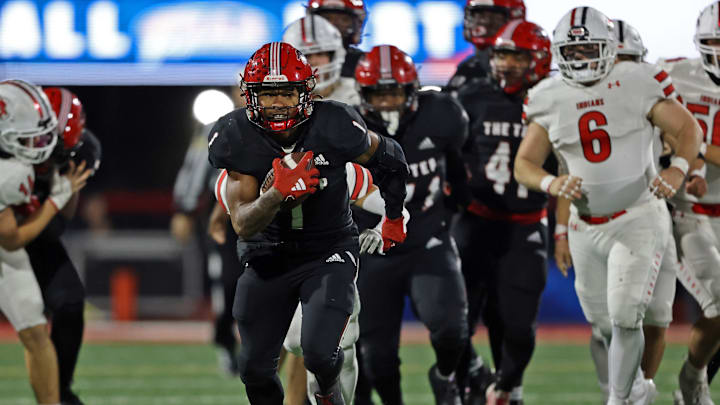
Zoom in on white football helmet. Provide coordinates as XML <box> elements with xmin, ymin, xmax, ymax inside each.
<box><xmin>613</xmin><ymin>19</ymin><xmax>647</xmax><ymax>61</ymax></box>
<box><xmin>0</xmin><ymin>80</ymin><xmax>58</xmax><ymax>164</ymax></box>
<box><xmin>695</xmin><ymin>1</ymin><xmax>720</xmax><ymax>77</ymax></box>
<box><xmin>283</xmin><ymin>15</ymin><xmax>346</xmax><ymax>93</ymax></box>
<box><xmin>552</xmin><ymin>6</ymin><xmax>617</xmax><ymax>84</ymax></box>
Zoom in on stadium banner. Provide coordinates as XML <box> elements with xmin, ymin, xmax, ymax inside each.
<box><xmin>0</xmin><ymin>0</ymin><xmax>470</xmax><ymax>85</ymax></box>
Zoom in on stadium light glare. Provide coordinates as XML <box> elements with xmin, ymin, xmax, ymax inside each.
<box><xmin>192</xmin><ymin>89</ymin><xmax>233</xmax><ymax>125</ymax></box>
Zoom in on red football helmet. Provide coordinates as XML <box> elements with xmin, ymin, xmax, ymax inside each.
<box><xmin>355</xmin><ymin>45</ymin><xmax>419</xmax><ymax>133</ymax></box>
<box><xmin>490</xmin><ymin>20</ymin><xmax>551</xmax><ymax>94</ymax></box>
<box><xmin>307</xmin><ymin>0</ymin><xmax>367</xmax><ymax>45</ymax></box>
<box><xmin>463</xmin><ymin>0</ymin><xmax>526</xmax><ymax>49</ymax></box>
<box><xmin>43</xmin><ymin>87</ymin><xmax>85</xmax><ymax>151</ymax></box>
<box><xmin>240</xmin><ymin>42</ymin><xmax>316</xmax><ymax>132</ymax></box>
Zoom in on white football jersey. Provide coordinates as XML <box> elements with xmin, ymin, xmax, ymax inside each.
<box><xmin>325</xmin><ymin>78</ymin><xmax>361</xmax><ymax>106</ymax></box>
<box><xmin>525</xmin><ymin>61</ymin><xmax>677</xmax><ymax>215</ymax></box>
<box><xmin>659</xmin><ymin>57</ymin><xmax>720</xmax><ymax>204</ymax></box>
<box><xmin>0</xmin><ymin>158</ymin><xmax>35</xmax><ymax>211</ymax></box>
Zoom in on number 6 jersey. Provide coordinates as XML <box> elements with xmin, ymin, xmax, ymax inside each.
<box><xmin>524</xmin><ymin>61</ymin><xmax>677</xmax><ymax>215</ymax></box>
<box><xmin>659</xmin><ymin>57</ymin><xmax>720</xmax><ymax>205</ymax></box>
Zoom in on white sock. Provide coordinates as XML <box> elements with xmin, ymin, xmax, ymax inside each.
<box><xmin>682</xmin><ymin>357</ymin><xmax>707</xmax><ymax>382</ymax></box>
<box><xmin>609</xmin><ymin>325</ymin><xmax>644</xmax><ymax>399</ymax></box>
<box><xmin>435</xmin><ymin>367</ymin><xmax>454</xmax><ymax>380</ymax></box>
<box><xmin>510</xmin><ymin>386</ymin><xmax>523</xmax><ymax>401</ymax></box>
<box><xmin>590</xmin><ymin>333</ymin><xmax>609</xmax><ymax>386</ymax></box>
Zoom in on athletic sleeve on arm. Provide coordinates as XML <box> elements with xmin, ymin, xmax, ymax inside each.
<box><xmin>214</xmin><ymin>169</ymin><xmax>230</xmax><ymax>214</ymax></box>
<box><xmin>346</xmin><ymin>162</ymin><xmax>373</xmax><ymax>202</ymax></box>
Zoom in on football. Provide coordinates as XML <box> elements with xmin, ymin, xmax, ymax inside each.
<box><xmin>260</xmin><ymin>152</ymin><xmax>315</xmax><ymax>209</ymax></box>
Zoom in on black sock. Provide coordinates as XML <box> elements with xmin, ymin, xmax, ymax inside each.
<box><xmin>372</xmin><ymin>371</ymin><xmax>403</xmax><ymax>405</ymax></box>
<box><xmin>355</xmin><ymin>347</ymin><xmax>375</xmax><ymax>405</ymax></box>
<box><xmin>51</xmin><ymin>302</ymin><xmax>84</xmax><ymax>398</ymax></box>
<box><xmin>708</xmin><ymin>347</ymin><xmax>720</xmax><ymax>384</ymax></box>
<box><xmin>432</xmin><ymin>336</ymin><xmax>465</xmax><ymax>376</ymax></box>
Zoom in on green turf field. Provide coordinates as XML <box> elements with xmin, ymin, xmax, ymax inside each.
<box><xmin>0</xmin><ymin>341</ymin><xmax>718</xmax><ymax>404</ymax></box>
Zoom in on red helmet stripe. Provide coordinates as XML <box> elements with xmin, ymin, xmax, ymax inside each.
<box><xmin>500</xmin><ymin>19</ymin><xmax>523</xmax><ymax>41</ymax></box>
<box><xmin>301</xmin><ymin>17</ymin><xmax>308</xmax><ymax>43</ymax></box>
<box><xmin>570</xmin><ymin>7</ymin><xmax>578</xmax><ymax>26</ymax></box>
<box><xmin>717</xmin><ymin>1</ymin><xmax>720</xmax><ymax>29</ymax></box>
<box><xmin>55</xmin><ymin>88</ymin><xmax>73</xmax><ymax>136</ymax></box>
<box><xmin>379</xmin><ymin>45</ymin><xmax>392</xmax><ymax>79</ymax></box>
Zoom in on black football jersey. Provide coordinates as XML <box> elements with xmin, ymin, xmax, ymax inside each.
<box><xmin>355</xmin><ymin>91</ymin><xmax>468</xmax><ymax>253</ymax></box>
<box><xmin>208</xmin><ymin>101</ymin><xmax>371</xmax><ymax>245</ymax></box>
<box><xmin>456</xmin><ymin>78</ymin><xmax>547</xmax><ymax>213</ymax></box>
<box><xmin>342</xmin><ymin>46</ymin><xmax>364</xmax><ymax>78</ymax></box>
<box><xmin>445</xmin><ymin>50</ymin><xmax>490</xmax><ymax>94</ymax></box>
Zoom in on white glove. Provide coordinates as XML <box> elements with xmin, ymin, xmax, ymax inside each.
<box><xmin>359</xmin><ymin>228</ymin><xmax>383</xmax><ymax>255</ymax></box>
<box><xmin>49</xmin><ymin>171</ymin><xmax>73</xmax><ymax>210</ymax></box>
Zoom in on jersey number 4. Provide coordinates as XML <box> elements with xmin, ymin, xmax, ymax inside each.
<box><xmin>579</xmin><ymin>111</ymin><xmax>611</xmax><ymax>163</ymax></box>
<box><xmin>485</xmin><ymin>141</ymin><xmax>529</xmax><ymax>199</ymax></box>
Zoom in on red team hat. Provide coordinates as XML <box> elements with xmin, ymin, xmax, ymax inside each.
<box><xmin>491</xmin><ymin>20</ymin><xmax>552</xmax><ymax>94</ymax></box>
<box><xmin>240</xmin><ymin>42</ymin><xmax>316</xmax><ymax>132</ymax></box>
<box><xmin>307</xmin><ymin>0</ymin><xmax>367</xmax><ymax>45</ymax></box>
<box><xmin>464</xmin><ymin>0</ymin><xmax>526</xmax><ymax>48</ymax></box>
<box><xmin>43</xmin><ymin>87</ymin><xmax>86</xmax><ymax>151</ymax></box>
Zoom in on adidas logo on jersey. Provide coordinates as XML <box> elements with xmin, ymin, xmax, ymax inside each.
<box><xmin>418</xmin><ymin>137</ymin><xmax>436</xmax><ymax>150</ymax></box>
<box><xmin>326</xmin><ymin>253</ymin><xmax>345</xmax><ymax>263</ymax></box>
<box><xmin>291</xmin><ymin>178</ymin><xmax>307</xmax><ymax>192</ymax></box>
<box><xmin>314</xmin><ymin>154</ymin><xmax>330</xmax><ymax>166</ymax></box>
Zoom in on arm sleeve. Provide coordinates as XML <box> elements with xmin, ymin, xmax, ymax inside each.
<box><xmin>214</xmin><ymin>169</ymin><xmax>230</xmax><ymax>214</ymax></box>
<box><xmin>346</xmin><ymin>162</ymin><xmax>373</xmax><ymax>202</ymax></box>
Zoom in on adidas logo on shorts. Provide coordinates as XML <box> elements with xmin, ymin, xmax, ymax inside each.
<box><xmin>291</xmin><ymin>179</ymin><xmax>307</xmax><ymax>192</ymax></box>
<box><xmin>325</xmin><ymin>253</ymin><xmax>345</xmax><ymax>263</ymax></box>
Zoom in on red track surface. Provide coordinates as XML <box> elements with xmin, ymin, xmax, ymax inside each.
<box><xmin>0</xmin><ymin>321</ymin><xmax>694</xmax><ymax>345</ymax></box>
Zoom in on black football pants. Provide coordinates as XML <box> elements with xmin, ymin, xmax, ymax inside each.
<box><xmin>358</xmin><ymin>231</ymin><xmax>468</xmax><ymax>405</ymax></box>
<box><xmin>212</xmin><ymin>221</ymin><xmax>242</xmax><ymax>354</ymax></box>
<box><xmin>234</xmin><ymin>242</ymin><xmax>358</xmax><ymax>405</ymax></box>
<box><xmin>453</xmin><ymin>214</ymin><xmax>547</xmax><ymax>392</ymax></box>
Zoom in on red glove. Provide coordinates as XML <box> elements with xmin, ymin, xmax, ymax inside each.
<box><xmin>381</xmin><ymin>216</ymin><xmax>407</xmax><ymax>252</ymax></box>
<box><xmin>272</xmin><ymin>151</ymin><xmax>320</xmax><ymax>201</ymax></box>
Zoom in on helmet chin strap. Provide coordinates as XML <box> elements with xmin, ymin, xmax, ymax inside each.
<box><xmin>380</xmin><ymin>111</ymin><xmax>401</xmax><ymax>136</ymax></box>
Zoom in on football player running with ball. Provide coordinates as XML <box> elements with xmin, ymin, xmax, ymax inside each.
<box><xmin>452</xmin><ymin>20</ymin><xmax>552</xmax><ymax>405</ymax></box>
<box><xmin>353</xmin><ymin>45</ymin><xmax>471</xmax><ymax>405</ymax></box>
<box><xmin>207</xmin><ymin>42</ymin><xmax>408</xmax><ymax>405</ymax></box>
<box><xmin>515</xmin><ymin>7</ymin><xmax>702</xmax><ymax>405</ymax></box>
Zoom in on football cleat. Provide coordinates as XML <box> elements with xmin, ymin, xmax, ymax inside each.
<box><xmin>628</xmin><ymin>378</ymin><xmax>657</xmax><ymax>405</ymax></box>
<box><xmin>314</xmin><ymin>380</ymin><xmax>346</xmax><ymax>405</ymax></box>
<box><xmin>428</xmin><ymin>365</ymin><xmax>463</xmax><ymax>405</ymax></box>
<box><xmin>466</xmin><ymin>363</ymin><xmax>494</xmax><ymax>405</ymax></box>
<box><xmin>61</xmin><ymin>390</ymin><xmax>85</xmax><ymax>405</ymax></box>
<box><xmin>486</xmin><ymin>383</ymin><xmax>510</xmax><ymax>405</ymax></box>
<box><xmin>679</xmin><ymin>368</ymin><xmax>714</xmax><ymax>405</ymax></box>
<box><xmin>674</xmin><ymin>389</ymin><xmax>686</xmax><ymax>405</ymax></box>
